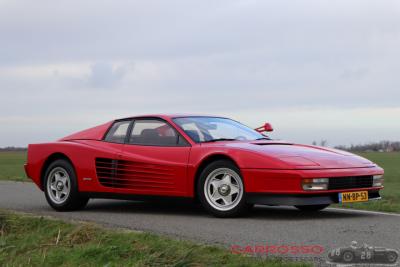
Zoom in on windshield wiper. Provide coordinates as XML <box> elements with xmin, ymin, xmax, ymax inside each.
<box><xmin>255</xmin><ymin>137</ymin><xmax>271</xmax><ymax>140</ymax></box>
<box><xmin>202</xmin><ymin>138</ymin><xmax>237</xmax><ymax>143</ymax></box>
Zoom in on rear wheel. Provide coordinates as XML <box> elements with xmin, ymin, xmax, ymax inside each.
<box><xmin>44</xmin><ymin>159</ymin><xmax>89</xmax><ymax>211</ymax></box>
<box><xmin>294</xmin><ymin>204</ymin><xmax>330</xmax><ymax>212</ymax></box>
<box><xmin>197</xmin><ymin>160</ymin><xmax>250</xmax><ymax>217</ymax></box>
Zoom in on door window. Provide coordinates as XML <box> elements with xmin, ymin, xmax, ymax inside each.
<box><xmin>129</xmin><ymin>119</ymin><xmax>187</xmax><ymax>146</ymax></box>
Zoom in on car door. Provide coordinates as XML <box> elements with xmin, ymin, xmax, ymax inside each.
<box><xmin>119</xmin><ymin>118</ymin><xmax>191</xmax><ymax>196</ymax></box>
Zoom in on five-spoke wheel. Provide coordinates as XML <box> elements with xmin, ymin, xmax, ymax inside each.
<box><xmin>204</xmin><ymin>168</ymin><xmax>243</xmax><ymax>211</ymax></box>
<box><xmin>47</xmin><ymin>167</ymin><xmax>71</xmax><ymax>204</ymax></box>
<box><xmin>198</xmin><ymin>160</ymin><xmax>250</xmax><ymax>217</ymax></box>
<box><xmin>44</xmin><ymin>159</ymin><xmax>89</xmax><ymax>211</ymax></box>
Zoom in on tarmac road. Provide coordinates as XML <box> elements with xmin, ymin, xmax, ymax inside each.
<box><xmin>1</xmin><ymin>181</ymin><xmax>399</xmax><ymax>265</ymax></box>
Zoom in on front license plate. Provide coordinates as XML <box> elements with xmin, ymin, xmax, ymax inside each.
<box><xmin>339</xmin><ymin>191</ymin><xmax>369</xmax><ymax>203</ymax></box>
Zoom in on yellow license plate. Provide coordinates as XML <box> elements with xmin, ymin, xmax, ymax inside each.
<box><xmin>339</xmin><ymin>191</ymin><xmax>369</xmax><ymax>203</ymax></box>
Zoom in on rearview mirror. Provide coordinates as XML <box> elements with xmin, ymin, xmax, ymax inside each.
<box><xmin>255</xmin><ymin>122</ymin><xmax>274</xmax><ymax>133</ymax></box>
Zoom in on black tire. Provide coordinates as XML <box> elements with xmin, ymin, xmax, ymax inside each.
<box><xmin>197</xmin><ymin>160</ymin><xmax>250</xmax><ymax>218</ymax></box>
<box><xmin>294</xmin><ymin>204</ymin><xmax>330</xmax><ymax>212</ymax></box>
<box><xmin>342</xmin><ymin>251</ymin><xmax>354</xmax><ymax>263</ymax></box>
<box><xmin>386</xmin><ymin>251</ymin><xmax>398</xmax><ymax>263</ymax></box>
<box><xmin>44</xmin><ymin>159</ymin><xmax>89</xmax><ymax>211</ymax></box>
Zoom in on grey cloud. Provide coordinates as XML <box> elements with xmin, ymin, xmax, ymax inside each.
<box><xmin>1</xmin><ymin>0</ymin><xmax>400</xmax><ymax>146</ymax></box>
<box><xmin>340</xmin><ymin>68</ymin><xmax>370</xmax><ymax>80</ymax></box>
<box><xmin>0</xmin><ymin>1</ymin><xmax>399</xmax><ymax>64</ymax></box>
<box><xmin>87</xmin><ymin>62</ymin><xmax>127</xmax><ymax>89</ymax></box>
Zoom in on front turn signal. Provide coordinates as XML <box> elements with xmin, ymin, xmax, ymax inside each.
<box><xmin>302</xmin><ymin>178</ymin><xmax>329</xmax><ymax>190</ymax></box>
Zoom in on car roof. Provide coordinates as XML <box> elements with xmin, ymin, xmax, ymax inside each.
<box><xmin>118</xmin><ymin>114</ymin><xmax>228</xmax><ymax>120</ymax></box>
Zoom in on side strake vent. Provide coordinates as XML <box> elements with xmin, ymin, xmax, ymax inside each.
<box><xmin>95</xmin><ymin>158</ymin><xmax>175</xmax><ymax>191</ymax></box>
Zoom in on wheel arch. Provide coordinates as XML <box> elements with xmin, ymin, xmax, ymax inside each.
<box><xmin>193</xmin><ymin>154</ymin><xmax>241</xmax><ymax>198</ymax></box>
<box><xmin>40</xmin><ymin>152</ymin><xmax>75</xmax><ymax>190</ymax></box>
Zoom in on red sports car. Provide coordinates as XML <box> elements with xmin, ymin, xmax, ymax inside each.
<box><xmin>25</xmin><ymin>115</ymin><xmax>384</xmax><ymax>217</ymax></box>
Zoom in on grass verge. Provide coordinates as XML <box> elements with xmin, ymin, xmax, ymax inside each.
<box><xmin>0</xmin><ymin>211</ymin><xmax>307</xmax><ymax>267</ymax></box>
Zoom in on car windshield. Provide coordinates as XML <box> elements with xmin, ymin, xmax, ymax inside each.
<box><xmin>173</xmin><ymin>117</ymin><xmax>265</xmax><ymax>143</ymax></box>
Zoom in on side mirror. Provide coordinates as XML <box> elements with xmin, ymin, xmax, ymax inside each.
<box><xmin>255</xmin><ymin>122</ymin><xmax>274</xmax><ymax>133</ymax></box>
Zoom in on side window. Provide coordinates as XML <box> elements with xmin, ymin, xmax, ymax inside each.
<box><xmin>129</xmin><ymin>119</ymin><xmax>187</xmax><ymax>146</ymax></box>
<box><xmin>179</xmin><ymin>122</ymin><xmax>204</xmax><ymax>142</ymax></box>
<box><xmin>104</xmin><ymin>121</ymin><xmax>130</xmax><ymax>143</ymax></box>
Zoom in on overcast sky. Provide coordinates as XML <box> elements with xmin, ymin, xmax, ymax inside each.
<box><xmin>1</xmin><ymin>0</ymin><xmax>399</xmax><ymax>147</ymax></box>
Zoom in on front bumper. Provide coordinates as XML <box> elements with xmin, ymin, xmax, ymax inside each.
<box><xmin>247</xmin><ymin>190</ymin><xmax>381</xmax><ymax>206</ymax></box>
<box><xmin>241</xmin><ymin>166</ymin><xmax>384</xmax><ymax>205</ymax></box>
<box><xmin>242</xmin><ymin>166</ymin><xmax>384</xmax><ymax>193</ymax></box>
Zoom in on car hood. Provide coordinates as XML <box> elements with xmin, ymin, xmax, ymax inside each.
<box><xmin>224</xmin><ymin>140</ymin><xmax>375</xmax><ymax>169</ymax></box>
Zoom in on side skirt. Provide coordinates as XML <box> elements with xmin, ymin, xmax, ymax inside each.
<box><xmin>80</xmin><ymin>191</ymin><xmax>194</xmax><ymax>203</ymax></box>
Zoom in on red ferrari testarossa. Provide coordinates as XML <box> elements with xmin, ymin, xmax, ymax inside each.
<box><xmin>25</xmin><ymin>115</ymin><xmax>384</xmax><ymax>217</ymax></box>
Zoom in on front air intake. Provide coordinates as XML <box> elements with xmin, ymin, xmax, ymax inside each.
<box><xmin>328</xmin><ymin>175</ymin><xmax>373</xmax><ymax>190</ymax></box>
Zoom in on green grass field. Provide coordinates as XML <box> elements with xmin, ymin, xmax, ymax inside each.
<box><xmin>0</xmin><ymin>211</ymin><xmax>307</xmax><ymax>267</ymax></box>
<box><xmin>0</xmin><ymin>151</ymin><xmax>399</xmax><ymax>212</ymax></box>
<box><xmin>0</xmin><ymin>151</ymin><xmax>27</xmax><ymax>181</ymax></box>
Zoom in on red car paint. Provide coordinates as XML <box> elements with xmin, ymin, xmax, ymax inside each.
<box><xmin>25</xmin><ymin>114</ymin><xmax>384</xmax><ymax>202</ymax></box>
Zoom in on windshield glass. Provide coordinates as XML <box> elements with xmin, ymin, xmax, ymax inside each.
<box><xmin>173</xmin><ymin>117</ymin><xmax>265</xmax><ymax>143</ymax></box>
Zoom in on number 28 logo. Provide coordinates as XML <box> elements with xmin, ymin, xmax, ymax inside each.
<box><xmin>361</xmin><ymin>251</ymin><xmax>372</xmax><ymax>260</ymax></box>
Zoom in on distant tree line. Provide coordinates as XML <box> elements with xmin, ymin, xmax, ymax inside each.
<box><xmin>0</xmin><ymin>146</ymin><xmax>27</xmax><ymax>152</ymax></box>
<box><xmin>334</xmin><ymin>141</ymin><xmax>400</xmax><ymax>152</ymax></box>
<box><xmin>1</xmin><ymin>141</ymin><xmax>399</xmax><ymax>153</ymax></box>
<box><xmin>312</xmin><ymin>140</ymin><xmax>328</xmax><ymax>147</ymax></box>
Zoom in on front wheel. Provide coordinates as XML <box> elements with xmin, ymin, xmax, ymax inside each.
<box><xmin>294</xmin><ymin>204</ymin><xmax>330</xmax><ymax>212</ymax></box>
<box><xmin>197</xmin><ymin>160</ymin><xmax>250</xmax><ymax>217</ymax></box>
<box><xmin>386</xmin><ymin>251</ymin><xmax>398</xmax><ymax>263</ymax></box>
<box><xmin>44</xmin><ymin>159</ymin><xmax>89</xmax><ymax>211</ymax></box>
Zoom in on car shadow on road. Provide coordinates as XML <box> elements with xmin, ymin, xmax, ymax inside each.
<box><xmin>250</xmin><ymin>205</ymin><xmax>371</xmax><ymax>221</ymax></box>
<box><xmin>85</xmin><ymin>199</ymin><xmax>208</xmax><ymax>217</ymax></box>
<box><xmin>84</xmin><ymin>199</ymin><xmax>373</xmax><ymax>220</ymax></box>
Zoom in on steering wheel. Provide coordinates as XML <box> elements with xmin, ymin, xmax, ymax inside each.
<box><xmin>235</xmin><ymin>136</ymin><xmax>247</xmax><ymax>141</ymax></box>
